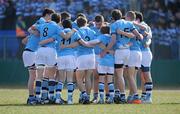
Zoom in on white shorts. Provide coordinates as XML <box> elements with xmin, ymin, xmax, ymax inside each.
<box><xmin>95</xmin><ymin>54</ymin><xmax>100</xmax><ymax>68</ymax></box>
<box><xmin>22</xmin><ymin>51</ymin><xmax>36</xmax><ymax>67</ymax></box>
<box><xmin>57</xmin><ymin>55</ymin><xmax>76</xmax><ymax>70</ymax></box>
<box><xmin>77</xmin><ymin>54</ymin><xmax>95</xmax><ymax>70</ymax></box>
<box><xmin>127</xmin><ymin>51</ymin><xmax>142</xmax><ymax>68</ymax></box>
<box><xmin>98</xmin><ymin>65</ymin><xmax>114</xmax><ymax>75</ymax></box>
<box><xmin>115</xmin><ymin>49</ymin><xmax>130</xmax><ymax>65</ymax></box>
<box><xmin>35</xmin><ymin>47</ymin><xmax>57</xmax><ymax>66</ymax></box>
<box><xmin>141</xmin><ymin>51</ymin><xmax>153</xmax><ymax>67</ymax></box>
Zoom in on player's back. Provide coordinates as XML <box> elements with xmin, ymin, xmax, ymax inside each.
<box><xmin>139</xmin><ymin>22</ymin><xmax>152</xmax><ymax>51</ymax></box>
<box><xmin>98</xmin><ymin>34</ymin><xmax>114</xmax><ymax>66</ymax></box>
<box><xmin>25</xmin><ymin>17</ymin><xmax>46</xmax><ymax>51</ymax></box>
<box><xmin>58</xmin><ymin>28</ymin><xmax>76</xmax><ymax>56</ymax></box>
<box><xmin>76</xmin><ymin>27</ymin><xmax>95</xmax><ymax>56</ymax></box>
<box><xmin>38</xmin><ymin>21</ymin><xmax>61</xmax><ymax>48</ymax></box>
<box><xmin>90</xmin><ymin>26</ymin><xmax>101</xmax><ymax>55</ymax></box>
<box><xmin>111</xmin><ymin>19</ymin><xmax>135</xmax><ymax>48</ymax></box>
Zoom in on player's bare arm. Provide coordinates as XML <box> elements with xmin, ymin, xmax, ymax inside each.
<box><xmin>60</xmin><ymin>28</ymin><xmax>77</xmax><ymax>40</ymax></box>
<box><xmin>39</xmin><ymin>38</ymin><xmax>55</xmax><ymax>46</ymax></box>
<box><xmin>60</xmin><ymin>41</ymin><xmax>79</xmax><ymax>49</ymax></box>
<box><xmin>117</xmin><ymin>29</ymin><xmax>135</xmax><ymax>38</ymax></box>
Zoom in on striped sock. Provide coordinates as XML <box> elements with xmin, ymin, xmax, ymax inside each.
<box><xmin>108</xmin><ymin>82</ymin><xmax>114</xmax><ymax>100</ymax></box>
<box><xmin>115</xmin><ymin>89</ymin><xmax>120</xmax><ymax>97</ymax></box>
<box><xmin>48</xmin><ymin>79</ymin><xmax>56</xmax><ymax>100</ymax></box>
<box><xmin>41</xmin><ymin>77</ymin><xmax>48</xmax><ymax>100</ymax></box>
<box><xmin>145</xmin><ymin>82</ymin><xmax>153</xmax><ymax>98</ymax></box>
<box><xmin>93</xmin><ymin>93</ymin><xmax>98</xmax><ymax>99</ymax></box>
<box><xmin>35</xmin><ymin>80</ymin><xmax>41</xmax><ymax>101</ymax></box>
<box><xmin>99</xmin><ymin>82</ymin><xmax>104</xmax><ymax>100</ymax></box>
<box><xmin>55</xmin><ymin>81</ymin><xmax>63</xmax><ymax>100</ymax></box>
<box><xmin>67</xmin><ymin>82</ymin><xmax>74</xmax><ymax>101</ymax></box>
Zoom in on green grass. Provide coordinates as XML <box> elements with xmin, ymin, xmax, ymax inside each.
<box><xmin>0</xmin><ymin>89</ymin><xmax>180</xmax><ymax>114</ymax></box>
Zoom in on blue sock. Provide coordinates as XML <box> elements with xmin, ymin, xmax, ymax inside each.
<box><xmin>108</xmin><ymin>82</ymin><xmax>114</xmax><ymax>100</ymax></box>
<box><xmin>35</xmin><ymin>80</ymin><xmax>41</xmax><ymax>100</ymax></box>
<box><xmin>99</xmin><ymin>82</ymin><xmax>104</xmax><ymax>100</ymax></box>
<box><xmin>56</xmin><ymin>81</ymin><xmax>63</xmax><ymax>100</ymax></box>
<box><xmin>67</xmin><ymin>82</ymin><xmax>74</xmax><ymax>101</ymax></box>
<box><xmin>41</xmin><ymin>77</ymin><xmax>48</xmax><ymax>100</ymax></box>
<box><xmin>48</xmin><ymin>79</ymin><xmax>55</xmax><ymax>100</ymax></box>
<box><xmin>29</xmin><ymin>95</ymin><xmax>34</xmax><ymax>100</ymax></box>
<box><xmin>93</xmin><ymin>93</ymin><xmax>98</xmax><ymax>99</ymax></box>
<box><xmin>145</xmin><ymin>82</ymin><xmax>153</xmax><ymax>98</ymax></box>
<box><xmin>115</xmin><ymin>89</ymin><xmax>120</xmax><ymax>96</ymax></box>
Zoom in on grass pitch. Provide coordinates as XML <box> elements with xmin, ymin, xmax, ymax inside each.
<box><xmin>0</xmin><ymin>89</ymin><xmax>180</xmax><ymax>114</ymax></box>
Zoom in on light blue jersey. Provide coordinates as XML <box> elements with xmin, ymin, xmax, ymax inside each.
<box><xmin>36</xmin><ymin>21</ymin><xmax>62</xmax><ymax>48</ymax></box>
<box><xmin>36</xmin><ymin>17</ymin><xmax>46</xmax><ymax>25</ymax></box>
<box><xmin>72</xmin><ymin>21</ymin><xmax>79</xmax><ymax>30</ymax></box>
<box><xmin>25</xmin><ymin>17</ymin><xmax>46</xmax><ymax>51</ymax></box>
<box><xmin>139</xmin><ymin>22</ymin><xmax>152</xmax><ymax>51</ymax></box>
<box><xmin>75</xmin><ymin>27</ymin><xmax>95</xmax><ymax>56</ymax></box>
<box><xmin>90</xmin><ymin>26</ymin><xmax>101</xmax><ymax>55</ymax></box>
<box><xmin>56</xmin><ymin>28</ymin><xmax>76</xmax><ymax>56</ymax></box>
<box><xmin>110</xmin><ymin>19</ymin><xmax>136</xmax><ymax>49</ymax></box>
<box><xmin>129</xmin><ymin>25</ymin><xmax>141</xmax><ymax>51</ymax></box>
<box><xmin>97</xmin><ymin>34</ymin><xmax>114</xmax><ymax>67</ymax></box>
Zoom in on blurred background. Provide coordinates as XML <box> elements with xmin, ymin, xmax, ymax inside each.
<box><xmin>0</xmin><ymin>0</ymin><xmax>180</xmax><ymax>87</ymax></box>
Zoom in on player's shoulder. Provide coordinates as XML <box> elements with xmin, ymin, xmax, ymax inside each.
<box><xmin>36</xmin><ymin>17</ymin><xmax>46</xmax><ymax>25</ymax></box>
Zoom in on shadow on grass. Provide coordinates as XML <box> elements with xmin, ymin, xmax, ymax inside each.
<box><xmin>0</xmin><ymin>103</ymin><xmax>99</xmax><ymax>107</ymax></box>
<box><xmin>160</xmin><ymin>103</ymin><xmax>180</xmax><ymax>105</ymax></box>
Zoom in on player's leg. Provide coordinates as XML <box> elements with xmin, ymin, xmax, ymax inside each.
<box><xmin>140</xmin><ymin>70</ymin><xmax>146</xmax><ymax>100</ymax></box>
<box><xmin>27</xmin><ymin>65</ymin><xmax>36</xmax><ymax>104</ymax></box>
<box><xmin>98</xmin><ymin>73</ymin><xmax>105</xmax><ymax>104</ymax></box>
<box><xmin>104</xmin><ymin>76</ymin><xmax>109</xmax><ymax>103</ymax></box>
<box><xmin>127</xmin><ymin>51</ymin><xmax>142</xmax><ymax>104</ymax></box>
<box><xmin>22</xmin><ymin>50</ymin><xmax>37</xmax><ymax>105</ymax></box>
<box><xmin>66</xmin><ymin>70</ymin><xmax>74</xmax><ymax>104</ymax></box>
<box><xmin>55</xmin><ymin>70</ymin><xmax>66</xmax><ymax>104</ymax></box>
<box><xmin>141</xmin><ymin>51</ymin><xmax>153</xmax><ymax>103</ymax></box>
<box><xmin>91</xmin><ymin>55</ymin><xmax>99</xmax><ymax>103</ymax></box>
<box><xmin>44</xmin><ymin>66</ymin><xmax>56</xmax><ymax>103</ymax></box>
<box><xmin>34</xmin><ymin>47</ymin><xmax>46</xmax><ymax>103</ymax></box>
<box><xmin>91</xmin><ymin>69</ymin><xmax>99</xmax><ymax>103</ymax></box>
<box><xmin>45</xmin><ymin>47</ymin><xmax>57</xmax><ymax>103</ymax></box>
<box><xmin>106</xmin><ymin>75</ymin><xmax>114</xmax><ymax>104</ymax></box>
<box><xmin>114</xmin><ymin>49</ymin><xmax>129</xmax><ymax>103</ymax></box>
<box><xmin>55</xmin><ymin>56</ymin><xmax>66</xmax><ymax>104</ymax></box>
<box><xmin>85</xmin><ymin>69</ymin><xmax>93</xmax><ymax>102</ymax></box>
<box><xmin>76</xmin><ymin>70</ymin><xmax>87</xmax><ymax>103</ymax></box>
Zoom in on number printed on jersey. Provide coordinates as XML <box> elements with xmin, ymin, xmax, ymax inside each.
<box><xmin>43</xmin><ymin>27</ymin><xmax>48</xmax><ymax>37</ymax></box>
<box><xmin>61</xmin><ymin>38</ymin><xmax>72</xmax><ymax>45</ymax></box>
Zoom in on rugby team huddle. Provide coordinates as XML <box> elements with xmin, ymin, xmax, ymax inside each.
<box><xmin>22</xmin><ymin>8</ymin><xmax>153</xmax><ymax>105</ymax></box>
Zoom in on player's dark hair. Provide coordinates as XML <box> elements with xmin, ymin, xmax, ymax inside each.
<box><xmin>42</xmin><ymin>8</ymin><xmax>55</xmax><ymax>17</ymax></box>
<box><xmin>95</xmin><ymin>14</ymin><xmax>104</xmax><ymax>22</ymax></box>
<box><xmin>62</xmin><ymin>19</ymin><xmax>72</xmax><ymax>29</ymax></box>
<box><xmin>126</xmin><ymin>11</ymin><xmax>136</xmax><ymax>21</ymax></box>
<box><xmin>111</xmin><ymin>9</ymin><xmax>122</xmax><ymax>21</ymax></box>
<box><xmin>51</xmin><ymin>13</ymin><xmax>61</xmax><ymax>24</ymax></box>
<box><xmin>61</xmin><ymin>11</ymin><xmax>71</xmax><ymax>22</ymax></box>
<box><xmin>135</xmin><ymin>11</ymin><xmax>143</xmax><ymax>22</ymax></box>
<box><xmin>100</xmin><ymin>25</ymin><xmax>110</xmax><ymax>34</ymax></box>
<box><xmin>77</xmin><ymin>13</ymin><xmax>86</xmax><ymax>18</ymax></box>
<box><xmin>77</xmin><ymin>17</ymin><xmax>87</xmax><ymax>27</ymax></box>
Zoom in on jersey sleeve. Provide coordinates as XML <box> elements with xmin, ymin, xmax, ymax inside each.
<box><xmin>110</xmin><ymin>23</ymin><xmax>117</xmax><ymax>35</ymax></box>
<box><xmin>74</xmin><ymin>31</ymin><xmax>82</xmax><ymax>41</ymax></box>
<box><xmin>129</xmin><ymin>22</ymin><xmax>136</xmax><ymax>32</ymax></box>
